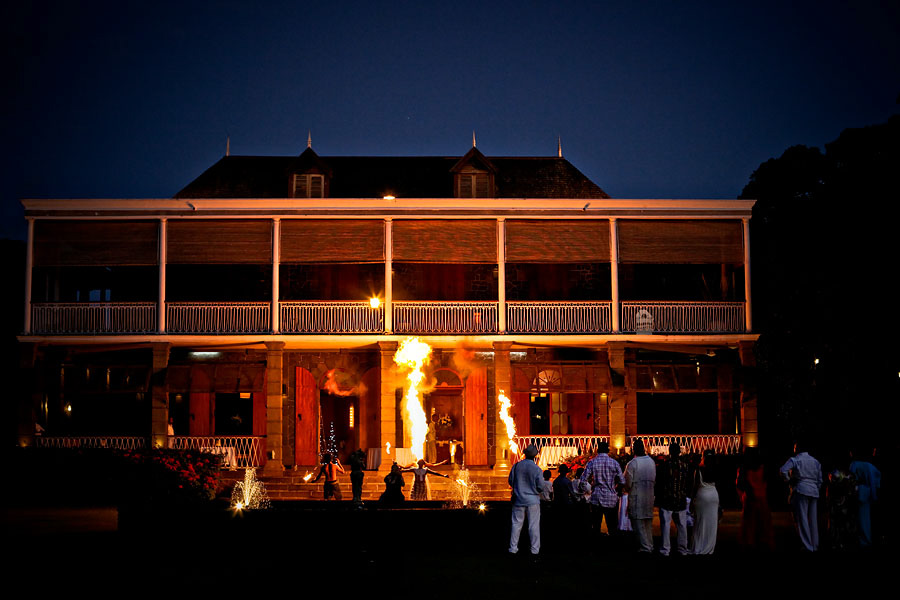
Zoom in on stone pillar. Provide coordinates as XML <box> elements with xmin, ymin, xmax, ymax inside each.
<box><xmin>378</xmin><ymin>341</ymin><xmax>398</xmax><ymax>468</ymax></box>
<box><xmin>738</xmin><ymin>340</ymin><xmax>759</xmax><ymax>447</ymax></box>
<box><xmin>493</xmin><ymin>341</ymin><xmax>512</xmax><ymax>469</ymax></box>
<box><xmin>607</xmin><ymin>342</ymin><xmax>627</xmax><ymax>451</ymax></box>
<box><xmin>18</xmin><ymin>343</ymin><xmax>39</xmax><ymax>447</ymax></box>
<box><xmin>264</xmin><ymin>341</ymin><xmax>285</xmax><ymax>475</ymax></box>
<box><xmin>150</xmin><ymin>343</ymin><xmax>171</xmax><ymax>448</ymax></box>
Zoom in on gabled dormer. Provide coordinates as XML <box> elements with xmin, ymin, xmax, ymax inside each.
<box><xmin>288</xmin><ymin>147</ymin><xmax>332</xmax><ymax>198</ymax></box>
<box><xmin>450</xmin><ymin>147</ymin><xmax>497</xmax><ymax>198</ymax></box>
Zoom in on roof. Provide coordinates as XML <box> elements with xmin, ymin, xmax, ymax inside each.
<box><xmin>174</xmin><ymin>151</ymin><xmax>610</xmax><ymax>199</ymax></box>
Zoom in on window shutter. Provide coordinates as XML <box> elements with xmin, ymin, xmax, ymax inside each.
<box><xmin>617</xmin><ymin>220</ymin><xmax>744</xmax><ymax>264</ymax></box>
<box><xmin>505</xmin><ymin>220</ymin><xmax>610</xmax><ymax>263</ymax></box>
<box><xmin>392</xmin><ymin>220</ymin><xmax>496</xmax><ymax>263</ymax></box>
<box><xmin>280</xmin><ymin>219</ymin><xmax>384</xmax><ymax>263</ymax></box>
<box><xmin>458</xmin><ymin>175</ymin><xmax>473</xmax><ymax>198</ymax></box>
<box><xmin>33</xmin><ymin>220</ymin><xmax>159</xmax><ymax>266</ymax></box>
<box><xmin>167</xmin><ymin>220</ymin><xmax>272</xmax><ymax>264</ymax></box>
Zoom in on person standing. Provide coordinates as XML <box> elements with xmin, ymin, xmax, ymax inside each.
<box><xmin>349</xmin><ymin>448</ymin><xmax>367</xmax><ymax>507</ymax></box>
<box><xmin>580</xmin><ymin>441</ymin><xmax>623</xmax><ymax>544</ymax></box>
<box><xmin>311</xmin><ymin>453</ymin><xmax>345</xmax><ymax>500</ymax></box>
<box><xmin>689</xmin><ymin>449</ymin><xmax>720</xmax><ymax>555</ymax></box>
<box><xmin>850</xmin><ymin>446</ymin><xmax>881</xmax><ymax>549</ymax></box>
<box><xmin>736</xmin><ymin>447</ymin><xmax>775</xmax><ymax>551</ymax></box>
<box><xmin>508</xmin><ymin>444</ymin><xmax>545</xmax><ymax>559</ymax></box>
<box><xmin>403</xmin><ymin>459</ymin><xmax>450</xmax><ymax>500</ymax></box>
<box><xmin>656</xmin><ymin>443</ymin><xmax>691</xmax><ymax>556</ymax></box>
<box><xmin>624</xmin><ymin>439</ymin><xmax>656</xmax><ymax>553</ymax></box>
<box><xmin>779</xmin><ymin>442</ymin><xmax>823</xmax><ymax>552</ymax></box>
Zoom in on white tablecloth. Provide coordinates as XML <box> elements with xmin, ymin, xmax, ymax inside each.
<box><xmin>537</xmin><ymin>445</ymin><xmax>577</xmax><ymax>469</ymax></box>
<box><xmin>366</xmin><ymin>447</ymin><xmax>416</xmax><ymax>470</ymax></box>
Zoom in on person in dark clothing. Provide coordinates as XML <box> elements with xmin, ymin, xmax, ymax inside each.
<box><xmin>349</xmin><ymin>448</ymin><xmax>367</xmax><ymax>507</ymax></box>
<box><xmin>380</xmin><ymin>462</ymin><xmax>406</xmax><ymax>505</ymax></box>
<box><xmin>655</xmin><ymin>443</ymin><xmax>692</xmax><ymax>556</ymax></box>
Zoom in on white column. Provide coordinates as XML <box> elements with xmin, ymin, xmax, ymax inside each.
<box><xmin>23</xmin><ymin>218</ymin><xmax>34</xmax><ymax>334</ymax></box>
<box><xmin>609</xmin><ymin>217</ymin><xmax>620</xmax><ymax>332</ymax></box>
<box><xmin>497</xmin><ymin>218</ymin><xmax>506</xmax><ymax>333</ymax></box>
<box><xmin>272</xmin><ymin>218</ymin><xmax>280</xmax><ymax>334</ymax></box>
<box><xmin>743</xmin><ymin>217</ymin><xmax>752</xmax><ymax>332</ymax></box>
<box><xmin>158</xmin><ymin>218</ymin><xmax>167</xmax><ymax>334</ymax></box>
<box><xmin>384</xmin><ymin>218</ymin><xmax>393</xmax><ymax>334</ymax></box>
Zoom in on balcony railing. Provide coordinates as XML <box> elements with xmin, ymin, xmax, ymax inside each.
<box><xmin>31</xmin><ymin>302</ymin><xmax>157</xmax><ymax>334</ymax></box>
<box><xmin>166</xmin><ymin>302</ymin><xmax>270</xmax><ymax>334</ymax></box>
<box><xmin>621</xmin><ymin>301</ymin><xmax>745</xmax><ymax>333</ymax></box>
<box><xmin>172</xmin><ymin>436</ymin><xmax>265</xmax><ymax>468</ymax></box>
<box><xmin>34</xmin><ymin>436</ymin><xmax>147</xmax><ymax>450</ymax></box>
<box><xmin>393</xmin><ymin>301</ymin><xmax>499</xmax><ymax>334</ymax></box>
<box><xmin>507</xmin><ymin>301</ymin><xmax>612</xmax><ymax>333</ymax></box>
<box><xmin>513</xmin><ymin>434</ymin><xmax>742</xmax><ymax>461</ymax></box>
<box><xmin>280</xmin><ymin>301</ymin><xmax>383</xmax><ymax>333</ymax></box>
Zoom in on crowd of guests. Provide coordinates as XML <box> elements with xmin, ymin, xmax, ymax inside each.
<box><xmin>509</xmin><ymin>439</ymin><xmax>884</xmax><ymax>558</ymax></box>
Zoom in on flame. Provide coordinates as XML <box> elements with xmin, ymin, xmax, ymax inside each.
<box><xmin>394</xmin><ymin>337</ymin><xmax>432</xmax><ymax>462</ymax></box>
<box><xmin>302</xmin><ymin>472</ymin><xmax>312</xmax><ymax>482</ymax></box>
<box><xmin>386</xmin><ymin>442</ymin><xmax>391</xmax><ymax>455</ymax></box>
<box><xmin>323</xmin><ymin>369</ymin><xmax>357</xmax><ymax>397</ymax></box>
<box><xmin>498</xmin><ymin>390</ymin><xmax>519</xmax><ymax>456</ymax></box>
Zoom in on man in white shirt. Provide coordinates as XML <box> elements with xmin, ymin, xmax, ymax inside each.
<box><xmin>779</xmin><ymin>442</ymin><xmax>822</xmax><ymax>552</ymax></box>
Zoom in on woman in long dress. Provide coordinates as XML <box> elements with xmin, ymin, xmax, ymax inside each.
<box><xmin>689</xmin><ymin>449</ymin><xmax>720</xmax><ymax>554</ymax></box>
<box><xmin>403</xmin><ymin>459</ymin><xmax>449</xmax><ymax>500</ymax></box>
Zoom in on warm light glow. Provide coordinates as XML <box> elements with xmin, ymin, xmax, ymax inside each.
<box><xmin>394</xmin><ymin>337</ymin><xmax>432</xmax><ymax>462</ymax></box>
<box><xmin>369</xmin><ymin>296</ymin><xmax>381</xmax><ymax>308</ymax></box>
<box><xmin>383</xmin><ymin>195</ymin><xmax>395</xmax><ymax>200</ymax></box>
<box><xmin>231</xmin><ymin>468</ymin><xmax>270</xmax><ymax>510</ymax></box>
<box><xmin>498</xmin><ymin>390</ymin><xmax>519</xmax><ymax>456</ymax></box>
<box><xmin>302</xmin><ymin>472</ymin><xmax>313</xmax><ymax>482</ymax></box>
<box><xmin>386</xmin><ymin>442</ymin><xmax>391</xmax><ymax>455</ymax></box>
<box><xmin>814</xmin><ymin>358</ymin><xmax>820</xmax><ymax>365</ymax></box>
<box><xmin>65</xmin><ymin>403</ymin><xmax>72</xmax><ymax>414</ymax></box>
<box><xmin>478</xmin><ymin>503</ymin><xmax>486</xmax><ymax>512</ymax></box>
<box><xmin>234</xmin><ymin>502</ymin><xmax>244</xmax><ymax>510</ymax></box>
<box><xmin>349</xmin><ymin>405</ymin><xmax>354</xmax><ymax>428</ymax></box>
<box><xmin>612</xmin><ymin>435</ymin><xmax>625</xmax><ymax>450</ymax></box>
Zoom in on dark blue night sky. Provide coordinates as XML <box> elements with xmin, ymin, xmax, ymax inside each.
<box><xmin>3</xmin><ymin>0</ymin><xmax>898</xmax><ymax>238</ymax></box>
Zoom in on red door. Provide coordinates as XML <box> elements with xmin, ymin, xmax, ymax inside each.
<box><xmin>295</xmin><ymin>367</ymin><xmax>318</xmax><ymax>466</ymax></box>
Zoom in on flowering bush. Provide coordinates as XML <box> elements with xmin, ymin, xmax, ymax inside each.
<box><xmin>118</xmin><ymin>448</ymin><xmax>222</xmax><ymax>505</ymax></box>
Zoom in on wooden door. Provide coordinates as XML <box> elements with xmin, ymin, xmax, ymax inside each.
<box><xmin>295</xmin><ymin>367</ymin><xmax>318</xmax><ymax>466</ymax></box>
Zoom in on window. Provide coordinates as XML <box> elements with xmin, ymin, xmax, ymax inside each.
<box><xmin>293</xmin><ymin>174</ymin><xmax>325</xmax><ymax>198</ymax></box>
<box><xmin>457</xmin><ymin>172</ymin><xmax>491</xmax><ymax>198</ymax></box>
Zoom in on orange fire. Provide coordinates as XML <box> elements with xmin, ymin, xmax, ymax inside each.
<box><xmin>394</xmin><ymin>337</ymin><xmax>432</xmax><ymax>462</ymax></box>
<box><xmin>498</xmin><ymin>389</ymin><xmax>519</xmax><ymax>456</ymax></box>
<box><xmin>323</xmin><ymin>369</ymin><xmax>357</xmax><ymax>397</ymax></box>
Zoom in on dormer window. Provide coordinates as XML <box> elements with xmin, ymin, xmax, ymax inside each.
<box><xmin>457</xmin><ymin>171</ymin><xmax>491</xmax><ymax>198</ymax></box>
<box><xmin>293</xmin><ymin>174</ymin><xmax>324</xmax><ymax>198</ymax></box>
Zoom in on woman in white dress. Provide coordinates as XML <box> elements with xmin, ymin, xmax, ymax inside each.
<box><xmin>689</xmin><ymin>449</ymin><xmax>720</xmax><ymax>554</ymax></box>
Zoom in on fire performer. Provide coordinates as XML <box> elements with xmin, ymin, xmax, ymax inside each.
<box><xmin>403</xmin><ymin>459</ymin><xmax>450</xmax><ymax>500</ymax></box>
<box><xmin>311</xmin><ymin>453</ymin><xmax>345</xmax><ymax>501</ymax></box>
<box><xmin>508</xmin><ymin>444</ymin><xmax>544</xmax><ymax>559</ymax></box>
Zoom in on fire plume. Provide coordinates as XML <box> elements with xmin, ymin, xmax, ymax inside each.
<box><xmin>394</xmin><ymin>337</ymin><xmax>432</xmax><ymax>462</ymax></box>
<box><xmin>498</xmin><ymin>389</ymin><xmax>519</xmax><ymax>456</ymax></box>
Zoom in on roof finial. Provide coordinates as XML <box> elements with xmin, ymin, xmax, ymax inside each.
<box><xmin>307</xmin><ymin>131</ymin><xmax>312</xmax><ymax>149</ymax></box>
<box><xmin>472</xmin><ymin>130</ymin><xmax>476</xmax><ymax>148</ymax></box>
<box><xmin>557</xmin><ymin>136</ymin><xmax>562</xmax><ymax>158</ymax></box>
<box><xmin>226</xmin><ymin>136</ymin><xmax>230</xmax><ymax>157</ymax></box>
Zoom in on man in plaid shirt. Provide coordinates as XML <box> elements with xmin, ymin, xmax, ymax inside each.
<box><xmin>579</xmin><ymin>441</ymin><xmax>623</xmax><ymax>543</ymax></box>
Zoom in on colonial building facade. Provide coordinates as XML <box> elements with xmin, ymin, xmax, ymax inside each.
<box><xmin>19</xmin><ymin>145</ymin><xmax>758</xmax><ymax>474</ymax></box>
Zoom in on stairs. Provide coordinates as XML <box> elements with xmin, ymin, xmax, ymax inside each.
<box><xmin>220</xmin><ymin>466</ymin><xmax>513</xmax><ymax>502</ymax></box>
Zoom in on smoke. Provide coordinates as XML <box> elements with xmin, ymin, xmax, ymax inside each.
<box><xmin>322</xmin><ymin>368</ymin><xmax>358</xmax><ymax>397</ymax></box>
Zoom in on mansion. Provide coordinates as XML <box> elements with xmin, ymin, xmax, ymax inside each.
<box><xmin>18</xmin><ymin>144</ymin><xmax>758</xmax><ymax>475</ymax></box>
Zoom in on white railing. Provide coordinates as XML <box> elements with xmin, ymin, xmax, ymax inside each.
<box><xmin>514</xmin><ymin>434</ymin><xmax>742</xmax><ymax>460</ymax></box>
<box><xmin>172</xmin><ymin>436</ymin><xmax>264</xmax><ymax>468</ymax></box>
<box><xmin>166</xmin><ymin>302</ymin><xmax>270</xmax><ymax>334</ymax></box>
<box><xmin>34</xmin><ymin>436</ymin><xmax>147</xmax><ymax>450</ymax></box>
<box><xmin>280</xmin><ymin>301</ymin><xmax>383</xmax><ymax>333</ymax></box>
<box><xmin>621</xmin><ymin>301</ymin><xmax>745</xmax><ymax>333</ymax></box>
<box><xmin>31</xmin><ymin>302</ymin><xmax>157</xmax><ymax>334</ymax></box>
<box><xmin>507</xmin><ymin>301</ymin><xmax>612</xmax><ymax>333</ymax></box>
<box><xmin>393</xmin><ymin>301</ymin><xmax>499</xmax><ymax>334</ymax></box>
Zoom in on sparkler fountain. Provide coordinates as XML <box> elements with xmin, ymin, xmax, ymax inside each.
<box><xmin>231</xmin><ymin>467</ymin><xmax>270</xmax><ymax>510</ymax></box>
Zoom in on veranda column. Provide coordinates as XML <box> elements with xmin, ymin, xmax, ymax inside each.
<box><xmin>738</xmin><ymin>340</ymin><xmax>759</xmax><ymax>447</ymax></box>
<box><xmin>378</xmin><ymin>341</ymin><xmax>398</xmax><ymax>468</ymax></box>
<box><xmin>271</xmin><ymin>218</ymin><xmax>280</xmax><ymax>334</ymax></box>
<box><xmin>150</xmin><ymin>342</ymin><xmax>171</xmax><ymax>448</ymax></box>
<box><xmin>609</xmin><ymin>217</ymin><xmax>620</xmax><ymax>333</ymax></box>
<box><xmin>18</xmin><ymin>343</ymin><xmax>39</xmax><ymax>447</ymax></box>
<box><xmin>384</xmin><ymin>218</ymin><xmax>393</xmax><ymax>334</ymax></box>
<box><xmin>493</xmin><ymin>341</ymin><xmax>512</xmax><ymax>469</ymax></box>
<box><xmin>158</xmin><ymin>218</ymin><xmax>167</xmax><ymax>333</ymax></box>
<box><xmin>607</xmin><ymin>342</ymin><xmax>627</xmax><ymax>451</ymax></box>
<box><xmin>497</xmin><ymin>218</ymin><xmax>506</xmax><ymax>333</ymax></box>
<box><xmin>23</xmin><ymin>218</ymin><xmax>33</xmax><ymax>334</ymax></box>
<box><xmin>263</xmin><ymin>341</ymin><xmax>285</xmax><ymax>475</ymax></box>
<box><xmin>743</xmin><ymin>217</ymin><xmax>752</xmax><ymax>333</ymax></box>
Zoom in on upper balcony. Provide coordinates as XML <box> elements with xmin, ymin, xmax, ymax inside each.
<box><xmin>29</xmin><ymin>299</ymin><xmax>746</xmax><ymax>336</ymax></box>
